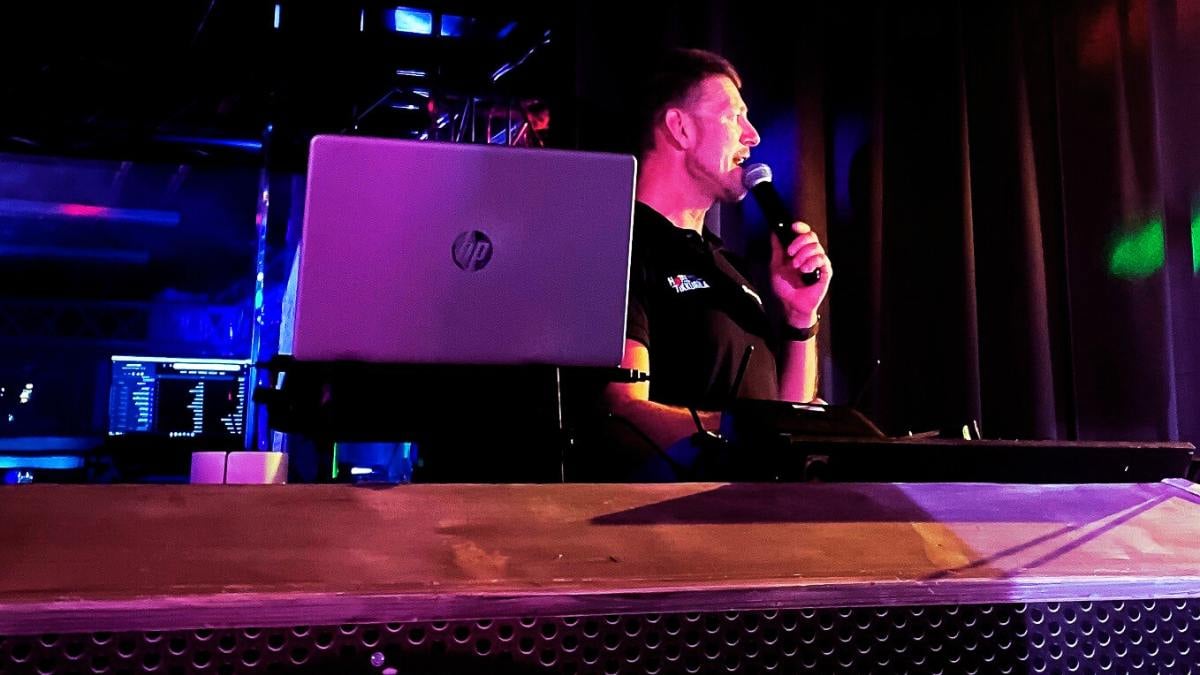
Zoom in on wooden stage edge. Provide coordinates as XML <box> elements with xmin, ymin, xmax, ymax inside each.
<box><xmin>7</xmin><ymin>578</ymin><xmax>1200</xmax><ymax>636</ymax></box>
<box><xmin>6</xmin><ymin>480</ymin><xmax>1200</xmax><ymax>636</ymax></box>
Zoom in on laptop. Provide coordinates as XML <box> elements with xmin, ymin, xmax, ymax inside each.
<box><xmin>291</xmin><ymin>135</ymin><xmax>637</xmax><ymax>366</ymax></box>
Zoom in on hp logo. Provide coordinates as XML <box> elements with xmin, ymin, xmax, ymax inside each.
<box><xmin>451</xmin><ymin>230</ymin><xmax>494</xmax><ymax>271</ymax></box>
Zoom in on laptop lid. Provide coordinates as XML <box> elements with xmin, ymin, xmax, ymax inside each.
<box><xmin>292</xmin><ymin>135</ymin><xmax>637</xmax><ymax>367</ymax></box>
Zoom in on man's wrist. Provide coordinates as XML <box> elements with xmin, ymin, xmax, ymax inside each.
<box><xmin>782</xmin><ymin>313</ymin><xmax>820</xmax><ymax>341</ymax></box>
<box><xmin>785</xmin><ymin>310</ymin><xmax>820</xmax><ymax>330</ymax></box>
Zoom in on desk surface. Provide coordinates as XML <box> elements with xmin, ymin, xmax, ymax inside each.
<box><xmin>4</xmin><ymin>481</ymin><xmax>1200</xmax><ymax>634</ymax></box>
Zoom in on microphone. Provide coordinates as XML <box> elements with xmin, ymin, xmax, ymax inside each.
<box><xmin>742</xmin><ymin>163</ymin><xmax>821</xmax><ymax>286</ymax></box>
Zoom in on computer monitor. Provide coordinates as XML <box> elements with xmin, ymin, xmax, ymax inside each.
<box><xmin>108</xmin><ymin>356</ymin><xmax>251</xmax><ymax>445</ymax></box>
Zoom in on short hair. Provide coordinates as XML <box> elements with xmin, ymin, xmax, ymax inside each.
<box><xmin>634</xmin><ymin>48</ymin><xmax>742</xmax><ymax>156</ymax></box>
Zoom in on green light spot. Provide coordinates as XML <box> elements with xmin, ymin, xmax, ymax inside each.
<box><xmin>1109</xmin><ymin>218</ymin><xmax>1164</xmax><ymax>279</ymax></box>
<box><xmin>1192</xmin><ymin>207</ymin><xmax>1199</xmax><ymax>275</ymax></box>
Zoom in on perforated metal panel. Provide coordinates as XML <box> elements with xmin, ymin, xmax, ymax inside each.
<box><xmin>3</xmin><ymin>599</ymin><xmax>1200</xmax><ymax>674</ymax></box>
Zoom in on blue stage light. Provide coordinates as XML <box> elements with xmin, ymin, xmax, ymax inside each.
<box><xmin>392</xmin><ymin>7</ymin><xmax>433</xmax><ymax>35</ymax></box>
<box><xmin>441</xmin><ymin>14</ymin><xmax>467</xmax><ymax>37</ymax></box>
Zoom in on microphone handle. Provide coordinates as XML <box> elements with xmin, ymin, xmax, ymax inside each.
<box><xmin>750</xmin><ymin>183</ymin><xmax>821</xmax><ymax>286</ymax></box>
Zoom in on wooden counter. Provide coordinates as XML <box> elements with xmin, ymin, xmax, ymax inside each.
<box><xmin>4</xmin><ymin>480</ymin><xmax>1200</xmax><ymax>635</ymax></box>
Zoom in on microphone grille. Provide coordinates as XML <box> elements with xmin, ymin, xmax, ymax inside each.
<box><xmin>741</xmin><ymin>162</ymin><xmax>772</xmax><ymax>189</ymax></box>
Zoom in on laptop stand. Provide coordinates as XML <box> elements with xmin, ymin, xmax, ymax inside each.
<box><xmin>255</xmin><ymin>355</ymin><xmax>646</xmax><ymax>482</ymax></box>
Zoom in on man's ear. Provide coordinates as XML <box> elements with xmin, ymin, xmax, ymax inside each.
<box><xmin>662</xmin><ymin>108</ymin><xmax>693</xmax><ymax>150</ymax></box>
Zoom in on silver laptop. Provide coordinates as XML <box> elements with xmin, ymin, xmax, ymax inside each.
<box><xmin>291</xmin><ymin>135</ymin><xmax>636</xmax><ymax>366</ymax></box>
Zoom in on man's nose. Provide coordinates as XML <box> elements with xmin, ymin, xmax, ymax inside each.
<box><xmin>742</xmin><ymin>119</ymin><xmax>760</xmax><ymax>147</ymax></box>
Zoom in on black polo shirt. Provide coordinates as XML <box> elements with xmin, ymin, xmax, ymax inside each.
<box><xmin>627</xmin><ymin>202</ymin><xmax>779</xmax><ymax>409</ymax></box>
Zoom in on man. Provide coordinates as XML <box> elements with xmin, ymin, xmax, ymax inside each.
<box><xmin>603</xmin><ymin>48</ymin><xmax>832</xmax><ymax>467</ymax></box>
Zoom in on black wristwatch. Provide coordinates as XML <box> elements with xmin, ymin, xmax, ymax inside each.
<box><xmin>782</xmin><ymin>315</ymin><xmax>820</xmax><ymax>342</ymax></box>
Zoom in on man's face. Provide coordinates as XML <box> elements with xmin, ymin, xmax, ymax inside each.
<box><xmin>679</xmin><ymin>75</ymin><xmax>760</xmax><ymax>203</ymax></box>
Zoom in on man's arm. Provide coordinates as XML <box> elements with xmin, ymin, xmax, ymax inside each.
<box><xmin>604</xmin><ymin>339</ymin><xmax>720</xmax><ymax>450</ymax></box>
<box><xmin>777</xmin><ymin>322</ymin><xmax>819</xmax><ymax>402</ymax></box>
<box><xmin>770</xmin><ymin>221</ymin><xmax>831</xmax><ymax>403</ymax></box>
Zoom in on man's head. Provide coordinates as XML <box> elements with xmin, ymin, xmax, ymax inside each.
<box><xmin>635</xmin><ymin>48</ymin><xmax>760</xmax><ymax>204</ymax></box>
<box><xmin>635</xmin><ymin>49</ymin><xmax>742</xmax><ymax>155</ymax></box>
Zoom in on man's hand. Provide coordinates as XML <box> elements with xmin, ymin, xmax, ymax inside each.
<box><xmin>769</xmin><ymin>221</ymin><xmax>832</xmax><ymax>327</ymax></box>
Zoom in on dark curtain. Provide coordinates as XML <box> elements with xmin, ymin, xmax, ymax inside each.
<box><xmin>1054</xmin><ymin>0</ymin><xmax>1200</xmax><ymax>446</ymax></box>
<box><xmin>835</xmin><ymin>2</ymin><xmax>1074</xmax><ymax>440</ymax></box>
<box><xmin>576</xmin><ymin>0</ymin><xmax>1200</xmax><ymax>445</ymax></box>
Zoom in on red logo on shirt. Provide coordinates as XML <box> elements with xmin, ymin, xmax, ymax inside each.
<box><xmin>667</xmin><ymin>275</ymin><xmax>710</xmax><ymax>293</ymax></box>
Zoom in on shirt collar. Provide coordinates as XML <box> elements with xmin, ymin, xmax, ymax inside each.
<box><xmin>635</xmin><ymin>202</ymin><xmax>724</xmax><ymax>248</ymax></box>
